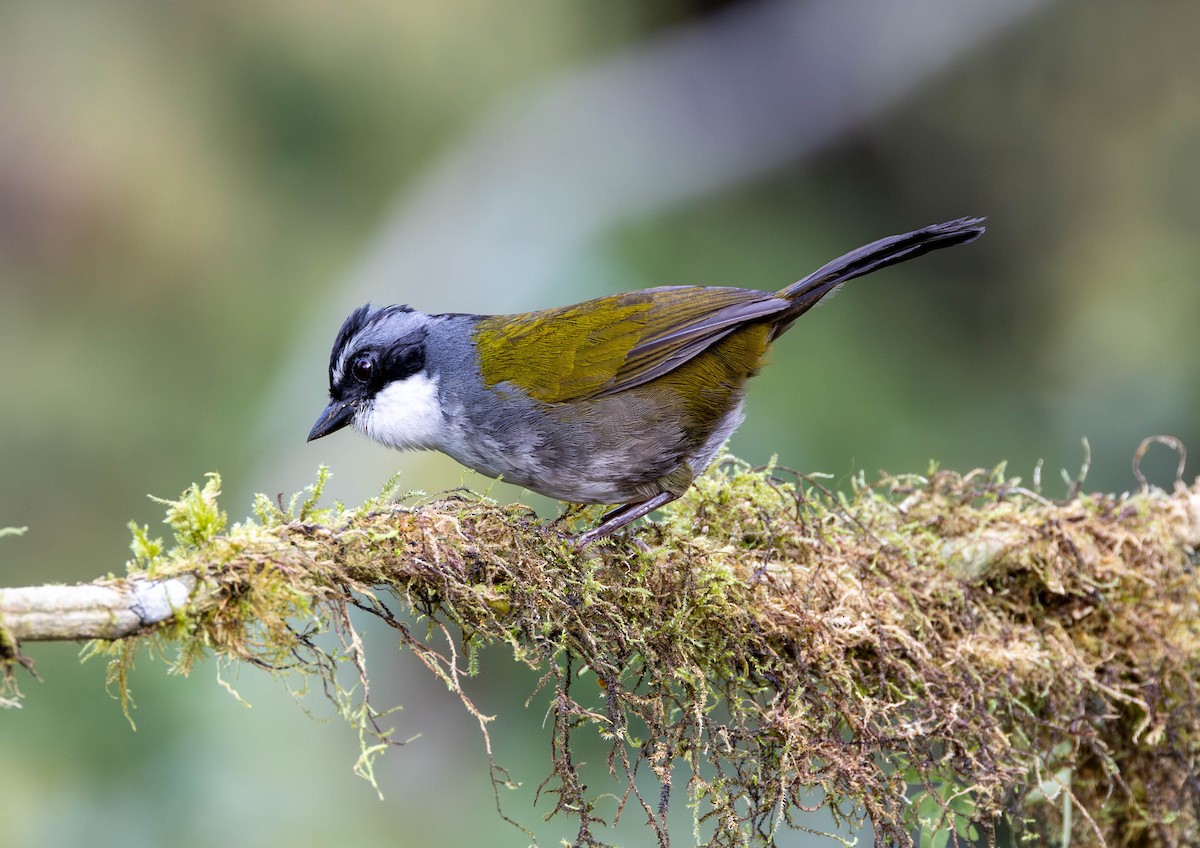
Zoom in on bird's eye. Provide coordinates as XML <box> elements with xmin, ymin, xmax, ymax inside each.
<box><xmin>351</xmin><ymin>355</ymin><xmax>374</xmax><ymax>383</ymax></box>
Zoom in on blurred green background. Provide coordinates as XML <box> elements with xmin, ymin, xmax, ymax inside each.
<box><xmin>2</xmin><ymin>1</ymin><xmax>1198</xmax><ymax>846</ymax></box>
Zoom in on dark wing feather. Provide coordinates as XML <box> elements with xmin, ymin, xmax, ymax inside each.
<box><xmin>592</xmin><ymin>287</ymin><xmax>789</xmax><ymax>397</ymax></box>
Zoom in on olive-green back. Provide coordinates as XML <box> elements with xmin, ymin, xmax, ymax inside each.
<box><xmin>473</xmin><ymin>286</ymin><xmax>790</xmax><ymax>404</ymax></box>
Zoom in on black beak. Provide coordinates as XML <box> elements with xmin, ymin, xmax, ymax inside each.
<box><xmin>307</xmin><ymin>400</ymin><xmax>355</xmax><ymax>442</ymax></box>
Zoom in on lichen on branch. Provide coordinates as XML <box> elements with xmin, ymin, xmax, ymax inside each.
<box><xmin>2</xmin><ymin>452</ymin><xmax>1199</xmax><ymax>848</ymax></box>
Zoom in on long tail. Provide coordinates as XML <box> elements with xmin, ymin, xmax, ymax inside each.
<box><xmin>773</xmin><ymin>216</ymin><xmax>985</xmax><ymax>335</ymax></box>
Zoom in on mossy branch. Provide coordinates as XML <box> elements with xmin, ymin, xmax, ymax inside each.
<box><xmin>2</xmin><ymin>449</ymin><xmax>1199</xmax><ymax>847</ymax></box>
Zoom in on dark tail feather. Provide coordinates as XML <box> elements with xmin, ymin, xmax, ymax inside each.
<box><xmin>773</xmin><ymin>216</ymin><xmax>985</xmax><ymax>334</ymax></box>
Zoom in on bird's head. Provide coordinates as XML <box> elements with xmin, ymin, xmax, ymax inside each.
<box><xmin>307</xmin><ymin>304</ymin><xmax>440</xmax><ymax>450</ymax></box>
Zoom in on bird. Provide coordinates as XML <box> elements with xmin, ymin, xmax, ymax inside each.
<box><xmin>308</xmin><ymin>217</ymin><xmax>985</xmax><ymax>546</ymax></box>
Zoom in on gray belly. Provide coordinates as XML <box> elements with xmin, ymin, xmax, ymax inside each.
<box><xmin>436</xmin><ymin>386</ymin><xmax>746</xmax><ymax>504</ymax></box>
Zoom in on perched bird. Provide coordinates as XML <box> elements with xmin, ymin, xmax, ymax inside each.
<box><xmin>308</xmin><ymin>217</ymin><xmax>984</xmax><ymax>545</ymax></box>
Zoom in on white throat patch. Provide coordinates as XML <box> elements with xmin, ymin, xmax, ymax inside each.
<box><xmin>356</xmin><ymin>373</ymin><xmax>444</xmax><ymax>451</ymax></box>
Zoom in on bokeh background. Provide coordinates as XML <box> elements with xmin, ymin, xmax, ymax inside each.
<box><xmin>2</xmin><ymin>1</ymin><xmax>1198</xmax><ymax>846</ymax></box>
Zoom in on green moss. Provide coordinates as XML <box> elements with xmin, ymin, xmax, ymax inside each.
<box><xmin>53</xmin><ymin>456</ymin><xmax>1200</xmax><ymax>846</ymax></box>
<box><xmin>151</xmin><ymin>473</ymin><xmax>227</xmax><ymax>549</ymax></box>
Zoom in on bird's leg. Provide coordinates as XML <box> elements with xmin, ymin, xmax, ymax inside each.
<box><xmin>599</xmin><ymin>501</ymin><xmax>639</xmax><ymax>523</ymax></box>
<box><xmin>572</xmin><ymin>492</ymin><xmax>678</xmax><ymax>548</ymax></box>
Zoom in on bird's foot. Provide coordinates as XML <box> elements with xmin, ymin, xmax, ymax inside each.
<box><xmin>572</xmin><ymin>492</ymin><xmax>678</xmax><ymax>549</ymax></box>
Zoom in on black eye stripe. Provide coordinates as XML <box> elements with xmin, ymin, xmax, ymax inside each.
<box><xmin>334</xmin><ymin>341</ymin><xmax>425</xmax><ymax>395</ymax></box>
<box><xmin>383</xmin><ymin>343</ymin><xmax>426</xmax><ymax>382</ymax></box>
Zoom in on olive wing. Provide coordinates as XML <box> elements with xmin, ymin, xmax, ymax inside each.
<box><xmin>473</xmin><ymin>286</ymin><xmax>790</xmax><ymax>404</ymax></box>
